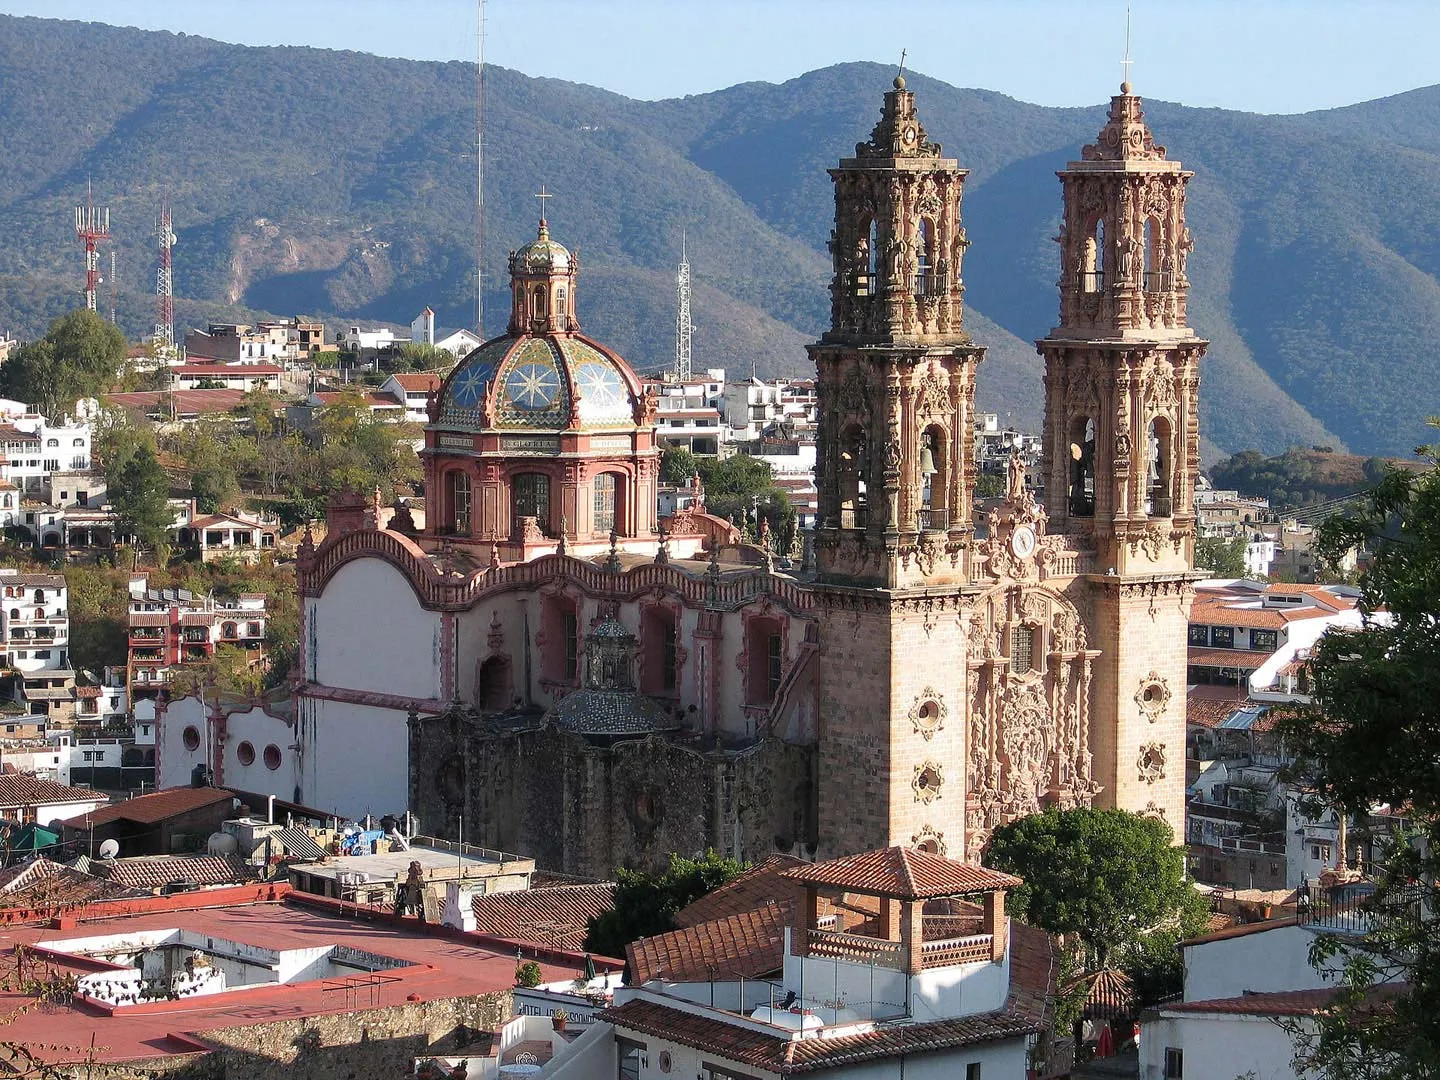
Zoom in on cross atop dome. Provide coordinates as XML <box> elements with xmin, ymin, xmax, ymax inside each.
<box><xmin>534</xmin><ymin>184</ymin><xmax>554</xmax><ymax>225</ymax></box>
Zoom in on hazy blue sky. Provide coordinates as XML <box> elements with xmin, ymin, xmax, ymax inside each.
<box><xmin>1</xmin><ymin>0</ymin><xmax>1434</xmax><ymax>114</ymax></box>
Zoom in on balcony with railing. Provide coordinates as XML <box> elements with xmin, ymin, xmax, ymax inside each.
<box><xmin>1143</xmin><ymin>270</ymin><xmax>1174</xmax><ymax>293</ymax></box>
<box><xmin>1148</xmin><ymin>489</ymin><xmax>1173</xmax><ymax>517</ymax></box>
<box><xmin>1079</xmin><ymin>269</ymin><xmax>1105</xmax><ymax>294</ymax></box>
<box><xmin>804</xmin><ymin>929</ymin><xmax>904</xmax><ymax>969</ymax></box>
<box><xmin>911</xmin><ymin>271</ymin><xmax>948</xmax><ymax>298</ymax></box>
<box><xmin>916</xmin><ymin>507</ymin><xmax>949</xmax><ymax>533</ymax></box>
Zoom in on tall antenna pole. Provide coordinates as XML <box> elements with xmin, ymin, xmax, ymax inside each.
<box><xmin>675</xmin><ymin>231</ymin><xmax>693</xmax><ymax>380</ymax></box>
<box><xmin>154</xmin><ymin>197</ymin><xmax>175</xmax><ymax>350</ymax></box>
<box><xmin>75</xmin><ymin>182</ymin><xmax>110</xmax><ymax>313</ymax></box>
<box><xmin>108</xmin><ymin>248</ymin><xmax>118</xmax><ymax>325</ymax></box>
<box><xmin>476</xmin><ymin>0</ymin><xmax>486</xmax><ymax>337</ymax></box>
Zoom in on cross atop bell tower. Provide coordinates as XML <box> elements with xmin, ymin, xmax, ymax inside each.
<box><xmin>811</xmin><ymin>75</ymin><xmax>983</xmax><ymax>590</ymax></box>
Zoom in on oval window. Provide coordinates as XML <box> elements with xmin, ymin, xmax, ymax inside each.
<box><xmin>237</xmin><ymin>741</ymin><xmax>255</xmax><ymax>766</ymax></box>
<box><xmin>182</xmin><ymin>726</ymin><xmax>201</xmax><ymax>751</ymax></box>
<box><xmin>263</xmin><ymin>744</ymin><xmax>282</xmax><ymax>771</ymax></box>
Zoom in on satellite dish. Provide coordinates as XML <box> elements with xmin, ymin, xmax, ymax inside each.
<box><xmin>98</xmin><ymin>838</ymin><xmax>120</xmax><ymax>859</ymax></box>
<box><xmin>207</xmin><ymin>832</ymin><xmax>238</xmax><ymax>855</ymax></box>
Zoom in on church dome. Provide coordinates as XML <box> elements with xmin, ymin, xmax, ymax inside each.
<box><xmin>434</xmin><ymin>217</ymin><xmax>648</xmax><ymax>435</ymax></box>
<box><xmin>513</xmin><ymin>220</ymin><xmax>571</xmax><ymax>273</ymax></box>
<box><xmin>436</xmin><ymin>332</ymin><xmax>642</xmax><ymax>432</ymax></box>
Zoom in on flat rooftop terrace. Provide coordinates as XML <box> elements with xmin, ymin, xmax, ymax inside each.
<box><xmin>0</xmin><ymin>888</ymin><xmax>593</xmax><ymax>1066</ymax></box>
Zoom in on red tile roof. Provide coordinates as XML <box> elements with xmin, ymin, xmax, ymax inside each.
<box><xmin>1187</xmin><ymin>647</ymin><xmax>1272</xmax><ymax>668</ymax></box>
<box><xmin>175</xmin><ymin>363</ymin><xmax>283</xmax><ymax>376</ymax></box>
<box><xmin>675</xmin><ymin>853</ymin><xmax>807</xmax><ymax>928</ymax></box>
<box><xmin>391</xmin><ymin>373</ymin><xmax>443</xmax><ymax>393</ymax></box>
<box><xmin>1163</xmin><ymin>983</ymin><xmax>1403</xmax><ymax>1017</ymax></box>
<box><xmin>0</xmin><ymin>773</ymin><xmax>109</xmax><ymax>810</ymax></box>
<box><xmin>105</xmin><ymin>389</ymin><xmax>249</xmax><ymax>414</ymax></box>
<box><xmin>1186</xmin><ymin>687</ymin><xmax>1250</xmax><ymax>729</ymax></box>
<box><xmin>602</xmin><ymin>996</ymin><xmax>1038</xmax><ymax>1074</ymax></box>
<box><xmin>780</xmin><ymin>847</ymin><xmax>1021</xmax><ymax>900</ymax></box>
<box><xmin>628</xmin><ymin>902</ymin><xmax>790</xmax><ymax>985</ymax></box>
<box><xmin>1179</xmin><ymin>916</ymin><xmax>1299</xmax><ymax>947</ymax></box>
<box><xmin>59</xmin><ymin>786</ymin><xmax>235</xmax><ymax>828</ymax></box>
<box><xmin>0</xmin><ymin>424</ymin><xmax>40</xmax><ymax>442</ymax></box>
<box><xmin>94</xmin><ymin>854</ymin><xmax>259</xmax><ymax>891</ymax></box>
<box><xmin>467</xmin><ymin>882</ymin><xmax>615</xmax><ymax>952</ymax></box>
<box><xmin>0</xmin><ymin>858</ymin><xmax>147</xmax><ymax>907</ymax></box>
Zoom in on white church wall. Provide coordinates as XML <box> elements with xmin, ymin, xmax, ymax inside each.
<box><xmin>308</xmin><ymin>558</ymin><xmax>441</xmax><ymax>700</ymax></box>
<box><xmin>218</xmin><ymin>704</ymin><xmax>300</xmax><ymax>800</ymax></box>
<box><xmin>295</xmin><ymin>696</ymin><xmax>409</xmax><ymax>819</ymax></box>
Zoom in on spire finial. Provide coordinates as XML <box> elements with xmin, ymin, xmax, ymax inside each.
<box><xmin>1120</xmin><ymin>1</ymin><xmax>1134</xmax><ymax>93</ymax></box>
<box><xmin>534</xmin><ymin>184</ymin><xmax>554</xmax><ymax>229</ymax></box>
<box><xmin>894</xmin><ymin>48</ymin><xmax>907</xmax><ymax>90</ymax></box>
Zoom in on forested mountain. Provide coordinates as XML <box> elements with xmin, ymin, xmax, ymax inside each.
<box><xmin>1</xmin><ymin>15</ymin><xmax>1437</xmax><ymax>457</ymax></box>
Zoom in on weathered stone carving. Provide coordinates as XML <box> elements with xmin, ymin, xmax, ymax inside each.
<box><xmin>1134</xmin><ymin>672</ymin><xmax>1172</xmax><ymax>723</ymax></box>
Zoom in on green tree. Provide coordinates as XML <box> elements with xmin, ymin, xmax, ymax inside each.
<box><xmin>985</xmin><ymin>806</ymin><xmax>1207</xmax><ymax>970</ymax></box>
<box><xmin>1194</xmin><ymin>534</ymin><xmax>1251</xmax><ymax>577</ymax></box>
<box><xmin>1273</xmin><ymin>422</ymin><xmax>1440</xmax><ymax>1080</ymax></box>
<box><xmin>660</xmin><ymin>446</ymin><xmax>698</xmax><ymax>485</ymax></box>
<box><xmin>0</xmin><ymin>309</ymin><xmax>126</xmax><ymax>419</ymax></box>
<box><xmin>585</xmin><ymin>851</ymin><xmax>745</xmax><ymax>960</ymax></box>
<box><xmin>696</xmin><ymin>454</ymin><xmax>795</xmax><ymax>539</ymax></box>
<box><xmin>64</xmin><ymin>564</ymin><xmax>130</xmax><ymax>673</ymax></box>
<box><xmin>109</xmin><ymin>444</ymin><xmax>174</xmax><ymax>559</ymax></box>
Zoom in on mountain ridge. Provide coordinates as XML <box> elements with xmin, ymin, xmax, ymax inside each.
<box><xmin>0</xmin><ymin>16</ymin><xmax>1435</xmax><ymax>457</ymax></box>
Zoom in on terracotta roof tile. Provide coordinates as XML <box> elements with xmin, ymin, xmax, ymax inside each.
<box><xmin>1179</xmin><ymin>916</ymin><xmax>1298</xmax><ymax>947</ymax></box>
<box><xmin>628</xmin><ymin>902</ymin><xmax>790</xmax><ymax>985</ymax></box>
<box><xmin>1164</xmin><ymin>983</ymin><xmax>1403</xmax><ymax>1017</ymax></box>
<box><xmin>94</xmin><ymin>854</ymin><xmax>258</xmax><ymax>891</ymax></box>
<box><xmin>1187</xmin><ymin>688</ymin><xmax>1251</xmax><ymax>729</ymax></box>
<box><xmin>780</xmin><ymin>847</ymin><xmax>1021</xmax><ymax>901</ymax></box>
<box><xmin>59</xmin><ymin>786</ymin><xmax>235</xmax><ymax>828</ymax></box>
<box><xmin>392</xmin><ymin>373</ymin><xmax>443</xmax><ymax>392</ymax></box>
<box><xmin>468</xmin><ymin>882</ymin><xmax>615</xmax><ymax>952</ymax></box>
<box><xmin>1187</xmin><ymin>647</ymin><xmax>1272</xmax><ymax>668</ymax></box>
<box><xmin>0</xmin><ymin>774</ymin><xmax>109</xmax><ymax>810</ymax></box>
<box><xmin>601</xmin><ymin>997</ymin><xmax>1038</xmax><ymax>1074</ymax></box>
<box><xmin>0</xmin><ymin>858</ymin><xmax>147</xmax><ymax>907</ymax></box>
<box><xmin>675</xmin><ymin>853</ymin><xmax>807</xmax><ymax>928</ymax></box>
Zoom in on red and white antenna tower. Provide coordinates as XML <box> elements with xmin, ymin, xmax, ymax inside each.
<box><xmin>154</xmin><ymin>197</ymin><xmax>176</xmax><ymax>348</ymax></box>
<box><xmin>74</xmin><ymin>182</ymin><xmax>110</xmax><ymax>312</ymax></box>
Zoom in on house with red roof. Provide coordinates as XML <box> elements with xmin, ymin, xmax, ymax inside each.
<box><xmin>1143</xmin><ymin>903</ymin><xmax>1399</xmax><ymax>1080</ymax></box>
<box><xmin>539</xmin><ymin>846</ymin><xmax>1060</xmax><ymax>1080</ymax></box>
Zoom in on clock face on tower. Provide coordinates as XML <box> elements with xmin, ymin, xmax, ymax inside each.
<box><xmin>504</xmin><ymin>360</ymin><xmax>562</xmax><ymax>410</ymax></box>
<box><xmin>1011</xmin><ymin>524</ymin><xmax>1037</xmax><ymax>560</ymax></box>
<box><xmin>574</xmin><ymin>360</ymin><xmax>626</xmax><ymax>409</ymax></box>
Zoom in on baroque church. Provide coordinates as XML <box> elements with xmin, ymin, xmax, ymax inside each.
<box><xmin>163</xmin><ymin>75</ymin><xmax>1205</xmax><ymax>880</ymax></box>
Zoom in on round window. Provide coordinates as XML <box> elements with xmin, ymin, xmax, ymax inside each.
<box><xmin>182</xmin><ymin>726</ymin><xmax>201</xmax><ymax>751</ymax></box>
<box><xmin>263</xmin><ymin>744</ymin><xmax>282</xmax><ymax>771</ymax></box>
<box><xmin>236</xmin><ymin>741</ymin><xmax>255</xmax><ymax>766</ymax></box>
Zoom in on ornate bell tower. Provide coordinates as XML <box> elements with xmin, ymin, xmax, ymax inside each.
<box><xmin>812</xmin><ymin>76</ymin><xmax>984</xmax><ymax>859</ymax></box>
<box><xmin>1038</xmin><ymin>82</ymin><xmax>1207</xmax><ymax>830</ymax></box>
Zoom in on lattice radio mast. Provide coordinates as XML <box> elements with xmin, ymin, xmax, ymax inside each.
<box><xmin>675</xmin><ymin>231</ymin><xmax>692</xmax><ymax>380</ymax></box>
<box><xmin>154</xmin><ymin>197</ymin><xmax>176</xmax><ymax>349</ymax></box>
<box><xmin>108</xmin><ymin>248</ymin><xmax>118</xmax><ymax>324</ymax></box>
<box><xmin>74</xmin><ymin>182</ymin><xmax>110</xmax><ymax>313</ymax></box>
<box><xmin>476</xmin><ymin>0</ymin><xmax>486</xmax><ymax>337</ymax></box>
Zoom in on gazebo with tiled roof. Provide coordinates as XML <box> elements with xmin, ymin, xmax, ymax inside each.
<box><xmin>781</xmin><ymin>847</ymin><xmax>1021</xmax><ymax>975</ymax></box>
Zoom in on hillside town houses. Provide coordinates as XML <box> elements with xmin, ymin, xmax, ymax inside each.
<box><xmin>0</xmin><ymin>68</ymin><xmax>1421</xmax><ymax>1080</ymax></box>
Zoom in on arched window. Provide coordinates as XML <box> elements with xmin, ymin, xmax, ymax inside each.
<box><xmin>914</xmin><ymin>218</ymin><xmax>936</xmax><ymax>296</ymax></box>
<box><xmin>1068</xmin><ymin>416</ymin><xmax>1097</xmax><ymax>517</ymax></box>
<box><xmin>73</xmin><ymin>438</ymin><xmax>84</xmax><ymax>447</ymax></box>
<box><xmin>838</xmin><ymin>424</ymin><xmax>868</xmax><ymax>528</ymax></box>
<box><xmin>854</xmin><ymin>218</ymin><xmax>878</xmax><ymax>298</ymax></box>
<box><xmin>33</xmin><ymin>589</ymin><xmax>44</xmax><ymax>603</ymax></box>
<box><xmin>919</xmin><ymin>424</ymin><xmax>948</xmax><ymax>531</ymax></box>
<box><xmin>533</xmin><ymin>285</ymin><xmax>548</xmax><ymax>320</ymax></box>
<box><xmin>1082</xmin><ymin>219</ymin><xmax>1105</xmax><ymax>293</ymax></box>
<box><xmin>34</xmin><ymin>608</ymin><xmax>44</xmax><ymax>620</ymax></box>
<box><xmin>512</xmin><ymin>472</ymin><xmax>551</xmax><ymax>536</ymax></box>
<box><xmin>221</xmin><ymin>622</ymin><xmax>237</xmax><ymax>638</ymax></box>
<box><xmin>46</xmin><ymin>438</ymin><xmax>58</xmax><ymax>448</ymax></box>
<box><xmin>1144</xmin><ymin>217</ymin><xmax>1166</xmax><ymax>291</ymax></box>
<box><xmin>555</xmin><ymin>286</ymin><xmax>567</xmax><ymax>322</ymax></box>
<box><xmin>592</xmin><ymin>472</ymin><xmax>618</xmax><ymax>536</ymax></box>
<box><xmin>447</xmin><ymin>471</ymin><xmax>472</xmax><ymax>535</ymax></box>
<box><xmin>1148</xmin><ymin>416</ymin><xmax>1174</xmax><ymax>517</ymax></box>
<box><xmin>8</xmin><ymin>609</ymin><xmax>16</xmax><ymax>620</ymax></box>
